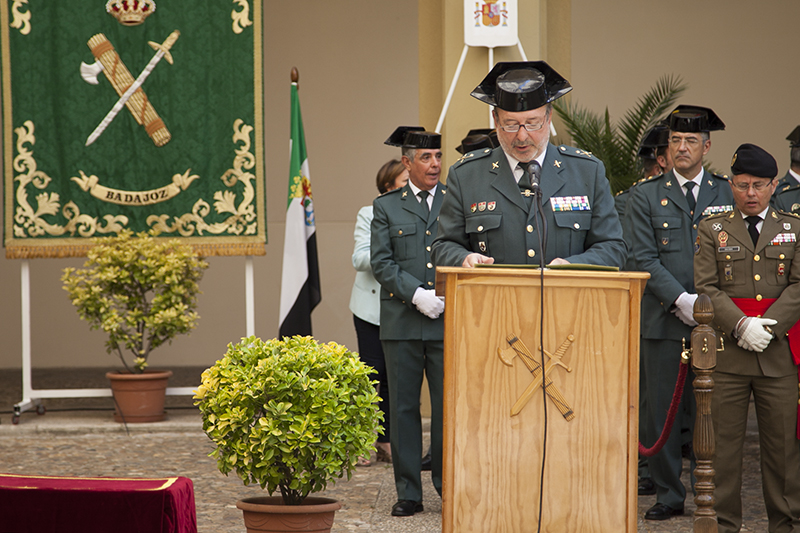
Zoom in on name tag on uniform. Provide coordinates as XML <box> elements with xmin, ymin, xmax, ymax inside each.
<box><xmin>551</xmin><ymin>196</ymin><xmax>590</xmax><ymax>211</ymax></box>
<box><xmin>768</xmin><ymin>233</ymin><xmax>797</xmax><ymax>245</ymax></box>
<box><xmin>702</xmin><ymin>204</ymin><xmax>733</xmax><ymax>216</ymax></box>
<box><xmin>718</xmin><ymin>246</ymin><xmax>740</xmax><ymax>252</ymax></box>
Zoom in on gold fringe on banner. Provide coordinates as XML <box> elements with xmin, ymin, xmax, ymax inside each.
<box><xmin>5</xmin><ymin>241</ymin><xmax>266</xmax><ymax>259</ymax></box>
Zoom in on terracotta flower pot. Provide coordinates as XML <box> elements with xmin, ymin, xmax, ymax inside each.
<box><xmin>106</xmin><ymin>369</ymin><xmax>172</xmax><ymax>423</ymax></box>
<box><xmin>236</xmin><ymin>496</ymin><xmax>341</xmax><ymax>533</ymax></box>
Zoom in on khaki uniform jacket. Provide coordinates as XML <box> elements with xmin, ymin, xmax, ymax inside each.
<box><xmin>694</xmin><ymin>207</ymin><xmax>800</xmax><ymax>377</ymax></box>
<box><xmin>431</xmin><ymin>144</ymin><xmax>626</xmax><ymax>268</ymax></box>
<box><xmin>371</xmin><ymin>182</ymin><xmax>446</xmax><ymax>341</ymax></box>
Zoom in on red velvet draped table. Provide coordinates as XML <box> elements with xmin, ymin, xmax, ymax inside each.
<box><xmin>0</xmin><ymin>474</ymin><xmax>197</xmax><ymax>533</ymax></box>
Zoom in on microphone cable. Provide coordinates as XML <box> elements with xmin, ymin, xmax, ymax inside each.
<box><xmin>528</xmin><ymin>160</ymin><xmax>548</xmax><ymax>533</ymax></box>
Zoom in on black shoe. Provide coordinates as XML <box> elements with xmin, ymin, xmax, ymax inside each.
<box><xmin>638</xmin><ymin>477</ymin><xmax>656</xmax><ymax>496</ymax></box>
<box><xmin>391</xmin><ymin>500</ymin><xmax>424</xmax><ymax>516</ymax></box>
<box><xmin>420</xmin><ymin>452</ymin><xmax>432</xmax><ymax>471</ymax></box>
<box><xmin>682</xmin><ymin>442</ymin><xmax>693</xmax><ymax>459</ymax></box>
<box><xmin>644</xmin><ymin>503</ymin><xmax>684</xmax><ymax>521</ymax></box>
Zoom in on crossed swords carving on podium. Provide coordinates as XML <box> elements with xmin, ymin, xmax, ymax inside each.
<box><xmin>498</xmin><ymin>333</ymin><xmax>576</xmax><ymax>419</ymax></box>
<box><xmin>80</xmin><ymin>30</ymin><xmax>180</xmax><ymax>147</ymax></box>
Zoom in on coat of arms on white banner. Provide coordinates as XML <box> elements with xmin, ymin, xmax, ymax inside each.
<box><xmin>464</xmin><ymin>0</ymin><xmax>518</xmax><ymax>47</ymax></box>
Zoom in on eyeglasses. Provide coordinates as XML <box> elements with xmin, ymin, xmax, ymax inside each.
<box><xmin>731</xmin><ymin>181</ymin><xmax>773</xmax><ymax>192</ymax></box>
<box><xmin>668</xmin><ymin>136</ymin><xmax>701</xmax><ymax>146</ymax></box>
<box><xmin>500</xmin><ymin>123</ymin><xmax>545</xmax><ymax>133</ymax></box>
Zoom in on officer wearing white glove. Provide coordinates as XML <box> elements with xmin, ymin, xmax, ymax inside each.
<box><xmin>412</xmin><ymin>288</ymin><xmax>444</xmax><ymax>319</ymax></box>
<box><xmin>671</xmin><ymin>292</ymin><xmax>699</xmax><ymax>327</ymax></box>
<box><xmin>735</xmin><ymin>316</ymin><xmax>776</xmax><ymax>352</ymax></box>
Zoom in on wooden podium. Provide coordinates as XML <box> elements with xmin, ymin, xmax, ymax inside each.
<box><xmin>436</xmin><ymin>266</ymin><xmax>649</xmax><ymax>533</ymax></box>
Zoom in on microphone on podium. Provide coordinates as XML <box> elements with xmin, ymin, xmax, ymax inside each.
<box><xmin>526</xmin><ymin>160</ymin><xmax>542</xmax><ymax>193</ymax></box>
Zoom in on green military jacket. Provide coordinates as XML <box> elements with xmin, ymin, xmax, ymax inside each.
<box><xmin>431</xmin><ymin>144</ymin><xmax>626</xmax><ymax>267</ymax></box>
<box><xmin>626</xmin><ymin>169</ymin><xmax>734</xmax><ymax>340</ymax></box>
<box><xmin>371</xmin><ymin>182</ymin><xmax>446</xmax><ymax>341</ymax></box>
<box><xmin>772</xmin><ymin>171</ymin><xmax>800</xmax><ymax>213</ymax></box>
<box><xmin>695</xmin><ymin>207</ymin><xmax>800</xmax><ymax>377</ymax></box>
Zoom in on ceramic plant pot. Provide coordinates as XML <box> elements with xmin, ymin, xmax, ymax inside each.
<box><xmin>236</xmin><ymin>496</ymin><xmax>342</xmax><ymax>533</ymax></box>
<box><xmin>106</xmin><ymin>369</ymin><xmax>172</xmax><ymax>423</ymax></box>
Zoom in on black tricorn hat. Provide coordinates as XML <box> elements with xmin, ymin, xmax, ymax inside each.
<box><xmin>455</xmin><ymin>128</ymin><xmax>498</xmax><ymax>154</ymax></box>
<box><xmin>637</xmin><ymin>125</ymin><xmax>670</xmax><ymax>158</ymax></box>
<box><xmin>668</xmin><ymin>105</ymin><xmax>725</xmax><ymax>133</ymax></box>
<box><xmin>384</xmin><ymin>126</ymin><xmax>441</xmax><ymax>149</ymax></box>
<box><xmin>730</xmin><ymin>143</ymin><xmax>777</xmax><ymax>178</ymax></box>
<box><xmin>471</xmin><ymin>61</ymin><xmax>572</xmax><ymax>112</ymax></box>
<box><xmin>787</xmin><ymin>126</ymin><xmax>800</xmax><ymax>148</ymax></box>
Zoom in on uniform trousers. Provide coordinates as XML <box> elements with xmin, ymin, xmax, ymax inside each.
<box><xmin>642</xmin><ymin>338</ymin><xmax>696</xmax><ymax>509</ymax></box>
<box><xmin>382</xmin><ymin>339</ymin><xmax>443</xmax><ymax>502</ymax></box>
<box><xmin>712</xmin><ymin>371</ymin><xmax>800</xmax><ymax>533</ymax></box>
<box><xmin>353</xmin><ymin>315</ymin><xmax>390</xmax><ymax>443</ymax></box>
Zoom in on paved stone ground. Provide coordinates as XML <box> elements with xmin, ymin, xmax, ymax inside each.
<box><xmin>0</xmin><ymin>367</ymin><xmax>773</xmax><ymax>532</ymax></box>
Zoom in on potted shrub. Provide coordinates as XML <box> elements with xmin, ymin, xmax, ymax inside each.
<box><xmin>194</xmin><ymin>335</ymin><xmax>382</xmax><ymax>533</ymax></box>
<box><xmin>62</xmin><ymin>229</ymin><xmax>208</xmax><ymax>422</ymax></box>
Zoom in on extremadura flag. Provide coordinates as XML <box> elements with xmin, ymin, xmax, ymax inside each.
<box><xmin>1</xmin><ymin>1</ymin><xmax>266</xmax><ymax>258</ymax></box>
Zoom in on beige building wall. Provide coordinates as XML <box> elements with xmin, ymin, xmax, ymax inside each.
<box><xmin>3</xmin><ymin>0</ymin><xmax>799</xmax><ymax>373</ymax></box>
<box><xmin>569</xmin><ymin>0</ymin><xmax>800</xmax><ymax>174</ymax></box>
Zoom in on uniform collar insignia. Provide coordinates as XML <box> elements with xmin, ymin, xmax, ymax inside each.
<box><xmin>492</xmin><ymin>161</ymin><xmax>499</xmax><ymax>169</ymax></box>
<box><xmin>554</xmin><ymin>160</ymin><xmax>561</xmax><ymax>168</ymax></box>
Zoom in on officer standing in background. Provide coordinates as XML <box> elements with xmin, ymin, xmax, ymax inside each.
<box><xmin>626</xmin><ymin>105</ymin><xmax>735</xmax><ymax>521</ymax></box>
<box><xmin>771</xmin><ymin>126</ymin><xmax>800</xmax><ymax>212</ymax></box>
<box><xmin>371</xmin><ymin>126</ymin><xmax>446</xmax><ymax>517</ymax></box>
<box><xmin>695</xmin><ymin>143</ymin><xmax>800</xmax><ymax>533</ymax></box>
<box><xmin>616</xmin><ymin>122</ymin><xmax>674</xmax><ymax>497</ymax></box>
<box><xmin>431</xmin><ymin>61</ymin><xmax>626</xmax><ymax>269</ymax></box>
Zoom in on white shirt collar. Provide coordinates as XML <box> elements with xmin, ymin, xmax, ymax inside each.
<box><xmin>739</xmin><ymin>206</ymin><xmax>769</xmax><ymax>225</ymax></box>
<box><xmin>504</xmin><ymin>145</ymin><xmax>548</xmax><ymax>183</ymax></box>
<box><xmin>406</xmin><ymin>180</ymin><xmax>437</xmax><ymax>204</ymax></box>
<box><xmin>789</xmin><ymin>168</ymin><xmax>800</xmax><ymax>184</ymax></box>
<box><xmin>672</xmin><ymin>167</ymin><xmax>704</xmax><ymax>188</ymax></box>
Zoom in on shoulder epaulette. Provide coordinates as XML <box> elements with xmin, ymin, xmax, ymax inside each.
<box><xmin>556</xmin><ymin>145</ymin><xmax>599</xmax><ymax>162</ymax></box>
<box><xmin>377</xmin><ymin>187</ymin><xmax>403</xmax><ymax>197</ymax></box>
<box><xmin>778</xmin><ymin>209</ymin><xmax>800</xmax><ymax>219</ymax></box>
<box><xmin>705</xmin><ymin>211</ymin><xmax>730</xmax><ymax>220</ymax></box>
<box><xmin>775</xmin><ymin>182</ymin><xmax>800</xmax><ymax>194</ymax></box>
<box><xmin>453</xmin><ymin>147</ymin><xmax>493</xmax><ymax>167</ymax></box>
<box><xmin>711</xmin><ymin>172</ymin><xmax>730</xmax><ymax>181</ymax></box>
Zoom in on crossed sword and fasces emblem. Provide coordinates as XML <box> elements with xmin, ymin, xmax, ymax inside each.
<box><xmin>79</xmin><ymin>30</ymin><xmax>180</xmax><ymax>147</ymax></box>
<box><xmin>497</xmin><ymin>333</ymin><xmax>575</xmax><ymax>419</ymax></box>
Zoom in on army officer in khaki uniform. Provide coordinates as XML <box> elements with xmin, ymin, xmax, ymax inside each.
<box><xmin>695</xmin><ymin>143</ymin><xmax>800</xmax><ymax>533</ymax></box>
<box><xmin>431</xmin><ymin>61</ymin><xmax>626</xmax><ymax>269</ymax></box>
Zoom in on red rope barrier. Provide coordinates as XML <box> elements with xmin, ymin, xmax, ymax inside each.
<box><xmin>638</xmin><ymin>361</ymin><xmax>689</xmax><ymax>457</ymax></box>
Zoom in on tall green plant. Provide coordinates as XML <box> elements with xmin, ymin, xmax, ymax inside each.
<box><xmin>553</xmin><ymin>75</ymin><xmax>687</xmax><ymax>193</ymax></box>
<box><xmin>62</xmin><ymin>230</ymin><xmax>208</xmax><ymax>373</ymax></box>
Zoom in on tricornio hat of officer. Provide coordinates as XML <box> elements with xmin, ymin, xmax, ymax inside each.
<box><xmin>455</xmin><ymin>128</ymin><xmax>498</xmax><ymax>154</ymax></box>
<box><xmin>637</xmin><ymin>124</ymin><xmax>670</xmax><ymax>158</ymax></box>
<box><xmin>667</xmin><ymin>105</ymin><xmax>725</xmax><ymax>133</ymax></box>
<box><xmin>384</xmin><ymin>126</ymin><xmax>441</xmax><ymax>149</ymax></box>
<box><xmin>470</xmin><ymin>61</ymin><xmax>572</xmax><ymax>112</ymax></box>
<box><xmin>786</xmin><ymin>126</ymin><xmax>800</xmax><ymax>148</ymax></box>
<box><xmin>730</xmin><ymin>143</ymin><xmax>778</xmax><ymax>178</ymax></box>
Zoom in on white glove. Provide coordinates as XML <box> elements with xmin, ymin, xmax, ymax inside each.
<box><xmin>737</xmin><ymin>317</ymin><xmax>777</xmax><ymax>352</ymax></box>
<box><xmin>412</xmin><ymin>288</ymin><xmax>444</xmax><ymax>319</ymax></box>
<box><xmin>672</xmin><ymin>292</ymin><xmax>699</xmax><ymax>327</ymax></box>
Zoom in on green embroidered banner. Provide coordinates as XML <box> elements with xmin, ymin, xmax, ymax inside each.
<box><xmin>2</xmin><ymin>0</ymin><xmax>265</xmax><ymax>258</ymax></box>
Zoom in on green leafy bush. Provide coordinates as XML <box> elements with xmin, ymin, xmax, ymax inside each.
<box><xmin>195</xmin><ymin>335</ymin><xmax>383</xmax><ymax>505</ymax></box>
<box><xmin>61</xmin><ymin>229</ymin><xmax>208</xmax><ymax>373</ymax></box>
